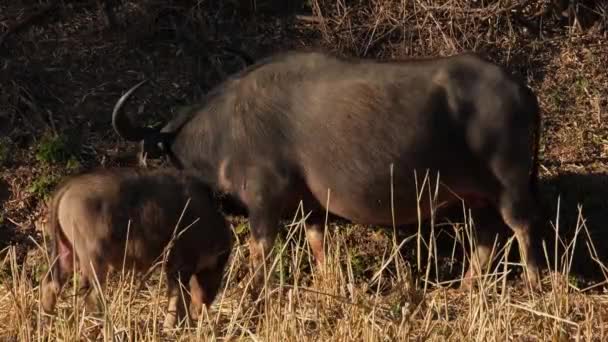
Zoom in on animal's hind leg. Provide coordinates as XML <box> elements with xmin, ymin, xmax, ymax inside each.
<box><xmin>490</xmin><ymin>149</ymin><xmax>542</xmax><ymax>290</ymax></box>
<box><xmin>41</xmin><ymin>236</ymin><xmax>74</xmax><ymax>313</ymax></box>
<box><xmin>460</xmin><ymin>207</ymin><xmax>505</xmax><ymax>289</ymax></box>
<box><xmin>498</xmin><ymin>189</ymin><xmax>541</xmax><ymax>290</ymax></box>
<box><xmin>78</xmin><ymin>255</ymin><xmax>108</xmax><ymax>314</ymax></box>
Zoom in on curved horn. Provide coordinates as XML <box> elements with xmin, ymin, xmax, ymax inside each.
<box><xmin>112</xmin><ymin>79</ymin><xmax>151</xmax><ymax>142</ymax></box>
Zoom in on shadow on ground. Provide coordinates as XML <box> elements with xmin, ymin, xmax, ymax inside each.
<box><xmin>0</xmin><ymin>178</ymin><xmax>8</xmax><ymax>206</ymax></box>
<box><xmin>409</xmin><ymin>172</ymin><xmax>608</xmax><ymax>289</ymax></box>
<box><xmin>0</xmin><ymin>178</ymin><xmax>15</xmax><ymax>251</ymax></box>
<box><xmin>218</xmin><ymin>171</ymin><xmax>608</xmax><ymax>290</ymax></box>
<box><xmin>536</xmin><ymin>172</ymin><xmax>608</xmax><ymax>284</ymax></box>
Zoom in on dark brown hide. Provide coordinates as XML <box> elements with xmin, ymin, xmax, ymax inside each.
<box><xmin>112</xmin><ymin>51</ymin><xmax>543</xmax><ymax>292</ymax></box>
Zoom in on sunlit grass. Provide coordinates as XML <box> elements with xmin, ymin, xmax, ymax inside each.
<box><xmin>1</xmin><ymin>179</ymin><xmax>607</xmax><ymax>341</ymax></box>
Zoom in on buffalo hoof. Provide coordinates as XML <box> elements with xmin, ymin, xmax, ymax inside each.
<box><xmin>459</xmin><ymin>266</ymin><xmax>480</xmax><ymax>290</ymax></box>
<box><xmin>459</xmin><ymin>278</ymin><xmax>474</xmax><ymax>291</ymax></box>
<box><xmin>163</xmin><ymin>312</ymin><xmax>178</xmax><ymax>331</ymax></box>
<box><xmin>40</xmin><ymin>281</ymin><xmax>60</xmax><ymax>315</ymax></box>
<box><xmin>522</xmin><ymin>269</ymin><xmax>543</xmax><ymax>293</ymax></box>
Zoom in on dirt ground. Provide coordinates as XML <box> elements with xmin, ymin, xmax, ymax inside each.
<box><xmin>0</xmin><ymin>0</ymin><xmax>607</xmax><ymax>294</ymax></box>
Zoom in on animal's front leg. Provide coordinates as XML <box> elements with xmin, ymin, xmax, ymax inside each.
<box><xmin>189</xmin><ymin>253</ymin><xmax>230</xmax><ymax>322</ymax></box>
<box><xmin>235</xmin><ymin>165</ymin><xmax>290</xmax><ymax>299</ymax></box>
<box><xmin>163</xmin><ymin>273</ymin><xmax>188</xmax><ymax>330</ymax></box>
<box><xmin>305</xmin><ymin>213</ymin><xmax>327</xmax><ymax>267</ymax></box>
<box><xmin>247</xmin><ymin>208</ymin><xmax>281</xmax><ymax>301</ymax></box>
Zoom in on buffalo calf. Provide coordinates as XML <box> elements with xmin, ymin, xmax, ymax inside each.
<box><xmin>39</xmin><ymin>168</ymin><xmax>232</xmax><ymax>329</ymax></box>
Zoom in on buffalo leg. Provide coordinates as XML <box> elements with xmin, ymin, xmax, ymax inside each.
<box><xmin>499</xmin><ymin>190</ymin><xmax>541</xmax><ymax>290</ymax></box>
<box><xmin>248</xmin><ymin>209</ymin><xmax>281</xmax><ymax>299</ymax></box>
<box><xmin>41</xmin><ymin>237</ymin><xmax>74</xmax><ymax>313</ymax></box>
<box><xmin>78</xmin><ymin>255</ymin><xmax>108</xmax><ymax>314</ymax></box>
<box><xmin>305</xmin><ymin>215</ymin><xmax>326</xmax><ymax>267</ymax></box>
<box><xmin>460</xmin><ymin>207</ymin><xmax>504</xmax><ymax>289</ymax></box>
<box><xmin>236</xmin><ymin>164</ymin><xmax>291</xmax><ymax>299</ymax></box>
<box><xmin>490</xmin><ymin>150</ymin><xmax>542</xmax><ymax>290</ymax></box>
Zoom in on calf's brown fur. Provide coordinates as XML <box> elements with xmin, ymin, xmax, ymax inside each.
<box><xmin>39</xmin><ymin>168</ymin><xmax>232</xmax><ymax>329</ymax></box>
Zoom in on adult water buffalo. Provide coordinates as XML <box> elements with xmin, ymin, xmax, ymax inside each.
<box><xmin>112</xmin><ymin>50</ymin><xmax>543</xmax><ymax>291</ymax></box>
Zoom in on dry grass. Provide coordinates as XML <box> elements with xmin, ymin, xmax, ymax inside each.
<box><xmin>1</xmin><ymin>0</ymin><xmax>607</xmax><ymax>341</ymax></box>
<box><xmin>1</xmin><ymin>189</ymin><xmax>608</xmax><ymax>341</ymax></box>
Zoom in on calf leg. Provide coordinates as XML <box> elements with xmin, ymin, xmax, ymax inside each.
<box><xmin>78</xmin><ymin>255</ymin><xmax>108</xmax><ymax>314</ymax></box>
<box><xmin>189</xmin><ymin>251</ymin><xmax>230</xmax><ymax>321</ymax></box>
<box><xmin>41</xmin><ymin>236</ymin><xmax>74</xmax><ymax>314</ymax></box>
<box><xmin>163</xmin><ymin>272</ymin><xmax>190</xmax><ymax>330</ymax></box>
<box><xmin>188</xmin><ymin>275</ymin><xmax>204</xmax><ymax>322</ymax></box>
